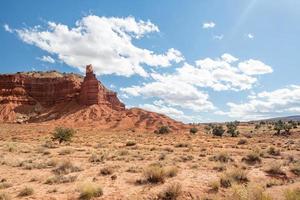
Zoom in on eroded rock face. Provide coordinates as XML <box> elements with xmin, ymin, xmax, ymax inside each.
<box><xmin>79</xmin><ymin>65</ymin><xmax>125</xmax><ymax>111</ymax></box>
<box><xmin>0</xmin><ymin>65</ymin><xmax>125</xmax><ymax>122</ymax></box>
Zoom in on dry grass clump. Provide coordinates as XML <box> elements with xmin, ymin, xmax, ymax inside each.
<box><xmin>45</xmin><ymin>175</ymin><xmax>77</xmax><ymax>184</ymax></box>
<box><xmin>264</xmin><ymin>162</ymin><xmax>285</xmax><ymax>176</ymax></box>
<box><xmin>18</xmin><ymin>186</ymin><xmax>34</xmax><ymax>197</ymax></box>
<box><xmin>284</xmin><ymin>188</ymin><xmax>300</xmax><ymax>200</ymax></box>
<box><xmin>230</xmin><ymin>184</ymin><xmax>273</xmax><ymax>200</ymax></box>
<box><xmin>290</xmin><ymin>163</ymin><xmax>300</xmax><ymax>176</ymax></box>
<box><xmin>242</xmin><ymin>151</ymin><xmax>262</xmax><ymax>165</ymax></box>
<box><xmin>210</xmin><ymin>152</ymin><xmax>233</xmax><ymax>163</ymax></box>
<box><xmin>143</xmin><ymin>164</ymin><xmax>166</xmax><ymax>184</ymax></box>
<box><xmin>89</xmin><ymin>152</ymin><xmax>106</xmax><ymax>163</ymax></box>
<box><xmin>78</xmin><ymin>182</ymin><xmax>103</xmax><ymax>200</ymax></box>
<box><xmin>157</xmin><ymin>182</ymin><xmax>182</xmax><ymax>200</ymax></box>
<box><xmin>213</xmin><ymin>163</ymin><xmax>226</xmax><ymax>172</ymax></box>
<box><xmin>52</xmin><ymin>160</ymin><xmax>82</xmax><ymax>175</ymax></box>
<box><xmin>126</xmin><ymin>140</ymin><xmax>136</xmax><ymax>146</ymax></box>
<box><xmin>237</xmin><ymin>138</ymin><xmax>248</xmax><ymax>145</ymax></box>
<box><xmin>267</xmin><ymin>146</ymin><xmax>280</xmax><ymax>156</ymax></box>
<box><xmin>164</xmin><ymin>166</ymin><xmax>179</xmax><ymax>178</ymax></box>
<box><xmin>0</xmin><ymin>191</ymin><xmax>11</xmax><ymax>200</ymax></box>
<box><xmin>209</xmin><ymin>180</ymin><xmax>220</xmax><ymax>192</ymax></box>
<box><xmin>100</xmin><ymin>166</ymin><xmax>114</xmax><ymax>176</ymax></box>
<box><xmin>220</xmin><ymin>168</ymin><xmax>248</xmax><ymax>188</ymax></box>
<box><xmin>0</xmin><ymin>182</ymin><xmax>12</xmax><ymax>189</ymax></box>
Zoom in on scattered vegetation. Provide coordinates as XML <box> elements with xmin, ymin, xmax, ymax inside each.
<box><xmin>264</xmin><ymin>162</ymin><xmax>285</xmax><ymax>176</ymax></box>
<box><xmin>52</xmin><ymin>127</ymin><xmax>75</xmax><ymax>144</ymax></box>
<box><xmin>267</xmin><ymin>146</ymin><xmax>280</xmax><ymax>156</ymax></box>
<box><xmin>189</xmin><ymin>127</ymin><xmax>198</xmax><ymax>134</ymax></box>
<box><xmin>143</xmin><ymin>164</ymin><xmax>166</xmax><ymax>184</ymax></box>
<box><xmin>100</xmin><ymin>166</ymin><xmax>114</xmax><ymax>176</ymax></box>
<box><xmin>0</xmin><ymin>192</ymin><xmax>11</xmax><ymax>200</ymax></box>
<box><xmin>18</xmin><ymin>186</ymin><xmax>34</xmax><ymax>197</ymax></box>
<box><xmin>78</xmin><ymin>182</ymin><xmax>103</xmax><ymax>200</ymax></box>
<box><xmin>226</xmin><ymin>121</ymin><xmax>240</xmax><ymax>137</ymax></box>
<box><xmin>284</xmin><ymin>188</ymin><xmax>300</xmax><ymax>200</ymax></box>
<box><xmin>157</xmin><ymin>183</ymin><xmax>182</xmax><ymax>200</ymax></box>
<box><xmin>212</xmin><ymin>125</ymin><xmax>225</xmax><ymax>137</ymax></box>
<box><xmin>230</xmin><ymin>184</ymin><xmax>273</xmax><ymax>200</ymax></box>
<box><xmin>155</xmin><ymin>126</ymin><xmax>170</xmax><ymax>134</ymax></box>
<box><xmin>242</xmin><ymin>151</ymin><xmax>262</xmax><ymax>165</ymax></box>
<box><xmin>52</xmin><ymin>160</ymin><xmax>81</xmax><ymax>175</ymax></box>
<box><xmin>126</xmin><ymin>140</ymin><xmax>136</xmax><ymax>146</ymax></box>
<box><xmin>210</xmin><ymin>152</ymin><xmax>232</xmax><ymax>163</ymax></box>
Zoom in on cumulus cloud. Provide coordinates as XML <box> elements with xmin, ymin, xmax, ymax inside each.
<box><xmin>10</xmin><ymin>15</ymin><xmax>184</xmax><ymax>77</ymax></box>
<box><xmin>247</xmin><ymin>33</ymin><xmax>254</xmax><ymax>39</ymax></box>
<box><xmin>121</xmin><ymin>72</ymin><xmax>215</xmax><ymax>112</ymax></box>
<box><xmin>38</xmin><ymin>55</ymin><xmax>55</xmax><ymax>63</ymax></box>
<box><xmin>122</xmin><ymin>53</ymin><xmax>273</xmax><ymax>116</ymax></box>
<box><xmin>203</xmin><ymin>22</ymin><xmax>216</xmax><ymax>29</ymax></box>
<box><xmin>238</xmin><ymin>59</ymin><xmax>273</xmax><ymax>75</ymax></box>
<box><xmin>213</xmin><ymin>34</ymin><xmax>224</xmax><ymax>40</ymax></box>
<box><xmin>140</xmin><ymin>101</ymin><xmax>195</xmax><ymax>122</ymax></box>
<box><xmin>3</xmin><ymin>24</ymin><xmax>13</xmax><ymax>33</ymax></box>
<box><xmin>222</xmin><ymin>85</ymin><xmax>300</xmax><ymax>120</ymax></box>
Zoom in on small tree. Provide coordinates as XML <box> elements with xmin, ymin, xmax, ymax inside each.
<box><xmin>274</xmin><ymin>120</ymin><xmax>284</xmax><ymax>135</ymax></box>
<box><xmin>226</xmin><ymin>122</ymin><xmax>239</xmax><ymax>137</ymax></box>
<box><xmin>52</xmin><ymin>127</ymin><xmax>75</xmax><ymax>144</ymax></box>
<box><xmin>156</xmin><ymin>126</ymin><xmax>170</xmax><ymax>134</ymax></box>
<box><xmin>212</xmin><ymin>125</ymin><xmax>225</xmax><ymax>137</ymax></box>
<box><xmin>189</xmin><ymin>127</ymin><xmax>198</xmax><ymax>134</ymax></box>
<box><xmin>284</xmin><ymin>123</ymin><xmax>293</xmax><ymax>135</ymax></box>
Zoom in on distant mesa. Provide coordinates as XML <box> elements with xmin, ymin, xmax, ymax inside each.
<box><xmin>0</xmin><ymin>65</ymin><xmax>185</xmax><ymax>131</ymax></box>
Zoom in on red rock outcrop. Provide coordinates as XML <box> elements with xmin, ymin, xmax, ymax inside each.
<box><xmin>79</xmin><ymin>65</ymin><xmax>125</xmax><ymax>111</ymax></box>
<box><xmin>0</xmin><ymin>65</ymin><xmax>186</xmax><ymax>131</ymax></box>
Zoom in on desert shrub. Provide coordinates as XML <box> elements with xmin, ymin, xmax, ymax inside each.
<box><xmin>156</xmin><ymin>126</ymin><xmax>170</xmax><ymax>134</ymax></box>
<box><xmin>0</xmin><ymin>192</ymin><xmax>11</xmax><ymax>200</ymax></box>
<box><xmin>267</xmin><ymin>146</ymin><xmax>280</xmax><ymax>156</ymax></box>
<box><xmin>213</xmin><ymin>163</ymin><xmax>226</xmax><ymax>172</ymax></box>
<box><xmin>230</xmin><ymin>184</ymin><xmax>273</xmax><ymax>200</ymax></box>
<box><xmin>78</xmin><ymin>182</ymin><xmax>103</xmax><ymax>200</ymax></box>
<box><xmin>290</xmin><ymin>164</ymin><xmax>300</xmax><ymax>176</ymax></box>
<box><xmin>45</xmin><ymin>175</ymin><xmax>77</xmax><ymax>184</ymax></box>
<box><xmin>157</xmin><ymin>182</ymin><xmax>182</xmax><ymax>200</ymax></box>
<box><xmin>226</xmin><ymin>121</ymin><xmax>240</xmax><ymax>137</ymax></box>
<box><xmin>174</xmin><ymin>143</ymin><xmax>189</xmax><ymax>148</ymax></box>
<box><xmin>89</xmin><ymin>152</ymin><xmax>106</xmax><ymax>163</ymax></box>
<box><xmin>189</xmin><ymin>127</ymin><xmax>198</xmax><ymax>134</ymax></box>
<box><xmin>126</xmin><ymin>140</ymin><xmax>136</xmax><ymax>146</ymax></box>
<box><xmin>18</xmin><ymin>186</ymin><xmax>34</xmax><ymax>197</ymax></box>
<box><xmin>284</xmin><ymin>188</ymin><xmax>300</xmax><ymax>200</ymax></box>
<box><xmin>100</xmin><ymin>166</ymin><xmax>114</xmax><ymax>176</ymax></box>
<box><xmin>52</xmin><ymin>160</ymin><xmax>81</xmax><ymax>175</ymax></box>
<box><xmin>264</xmin><ymin>162</ymin><xmax>285</xmax><ymax>176</ymax></box>
<box><xmin>52</xmin><ymin>127</ymin><xmax>75</xmax><ymax>144</ymax></box>
<box><xmin>238</xmin><ymin>138</ymin><xmax>248</xmax><ymax>145</ymax></box>
<box><xmin>212</xmin><ymin>125</ymin><xmax>225</xmax><ymax>137</ymax></box>
<box><xmin>164</xmin><ymin>166</ymin><xmax>178</xmax><ymax>177</ymax></box>
<box><xmin>0</xmin><ymin>182</ymin><xmax>12</xmax><ymax>189</ymax></box>
<box><xmin>220</xmin><ymin>168</ymin><xmax>248</xmax><ymax>188</ymax></box>
<box><xmin>143</xmin><ymin>164</ymin><xmax>166</xmax><ymax>184</ymax></box>
<box><xmin>242</xmin><ymin>151</ymin><xmax>262</xmax><ymax>165</ymax></box>
<box><xmin>209</xmin><ymin>180</ymin><xmax>220</xmax><ymax>192</ymax></box>
<box><xmin>210</xmin><ymin>152</ymin><xmax>232</xmax><ymax>163</ymax></box>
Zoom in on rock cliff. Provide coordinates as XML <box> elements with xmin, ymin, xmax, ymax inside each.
<box><xmin>0</xmin><ymin>65</ymin><xmax>185</xmax><ymax>131</ymax></box>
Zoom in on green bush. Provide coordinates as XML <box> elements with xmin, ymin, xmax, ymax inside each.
<box><xmin>226</xmin><ymin>121</ymin><xmax>240</xmax><ymax>137</ymax></box>
<box><xmin>52</xmin><ymin>127</ymin><xmax>75</xmax><ymax>144</ymax></box>
<box><xmin>189</xmin><ymin>127</ymin><xmax>198</xmax><ymax>134</ymax></box>
<box><xmin>156</xmin><ymin>126</ymin><xmax>170</xmax><ymax>134</ymax></box>
<box><xmin>212</xmin><ymin>125</ymin><xmax>225</xmax><ymax>137</ymax></box>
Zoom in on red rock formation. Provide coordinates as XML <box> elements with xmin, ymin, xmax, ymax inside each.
<box><xmin>79</xmin><ymin>65</ymin><xmax>125</xmax><ymax>111</ymax></box>
<box><xmin>0</xmin><ymin>65</ymin><xmax>185</xmax><ymax>131</ymax></box>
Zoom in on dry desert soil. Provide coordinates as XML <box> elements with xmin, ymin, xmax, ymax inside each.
<box><xmin>0</xmin><ymin>123</ymin><xmax>299</xmax><ymax>200</ymax></box>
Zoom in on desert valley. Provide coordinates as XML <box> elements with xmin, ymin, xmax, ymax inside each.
<box><xmin>0</xmin><ymin>65</ymin><xmax>299</xmax><ymax>200</ymax></box>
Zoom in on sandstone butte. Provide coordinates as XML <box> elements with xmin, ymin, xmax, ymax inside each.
<box><xmin>0</xmin><ymin>65</ymin><xmax>186</xmax><ymax>131</ymax></box>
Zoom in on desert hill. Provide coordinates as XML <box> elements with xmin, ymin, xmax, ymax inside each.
<box><xmin>0</xmin><ymin>65</ymin><xmax>186</xmax><ymax>131</ymax></box>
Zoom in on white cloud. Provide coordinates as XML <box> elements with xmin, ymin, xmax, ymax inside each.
<box><xmin>238</xmin><ymin>59</ymin><xmax>273</xmax><ymax>75</ymax></box>
<box><xmin>38</xmin><ymin>55</ymin><xmax>55</xmax><ymax>63</ymax></box>
<box><xmin>203</xmin><ymin>22</ymin><xmax>216</xmax><ymax>29</ymax></box>
<box><xmin>11</xmin><ymin>15</ymin><xmax>184</xmax><ymax>77</ymax></box>
<box><xmin>222</xmin><ymin>85</ymin><xmax>300</xmax><ymax>120</ymax></box>
<box><xmin>139</xmin><ymin>101</ymin><xmax>195</xmax><ymax>122</ymax></box>
<box><xmin>121</xmin><ymin>72</ymin><xmax>215</xmax><ymax>112</ymax></box>
<box><xmin>213</xmin><ymin>34</ymin><xmax>224</xmax><ymax>40</ymax></box>
<box><xmin>3</xmin><ymin>24</ymin><xmax>13</xmax><ymax>33</ymax></box>
<box><xmin>247</xmin><ymin>33</ymin><xmax>254</xmax><ymax>39</ymax></box>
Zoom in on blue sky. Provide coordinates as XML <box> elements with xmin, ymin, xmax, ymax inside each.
<box><xmin>1</xmin><ymin>0</ymin><xmax>300</xmax><ymax>122</ymax></box>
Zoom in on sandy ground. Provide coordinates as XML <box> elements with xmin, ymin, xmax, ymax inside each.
<box><xmin>0</xmin><ymin>123</ymin><xmax>299</xmax><ymax>200</ymax></box>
